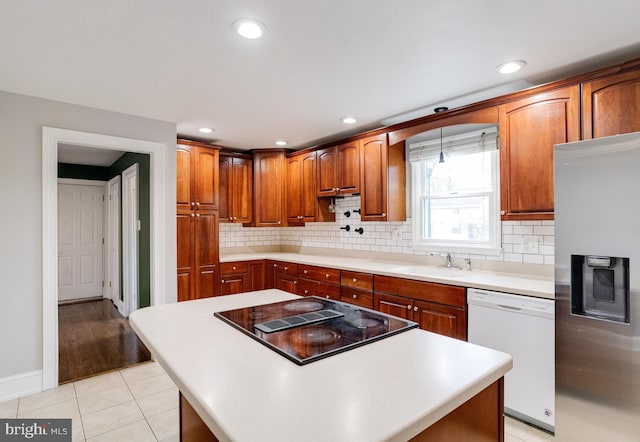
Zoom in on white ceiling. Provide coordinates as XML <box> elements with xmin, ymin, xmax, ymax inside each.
<box><xmin>2</xmin><ymin>1</ymin><xmax>640</xmax><ymax>150</ymax></box>
<box><xmin>58</xmin><ymin>143</ymin><xmax>125</xmax><ymax>166</ymax></box>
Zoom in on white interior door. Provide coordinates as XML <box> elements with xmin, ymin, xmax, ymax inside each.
<box><xmin>106</xmin><ymin>176</ymin><xmax>123</xmax><ymax>313</ymax></box>
<box><xmin>122</xmin><ymin>164</ymin><xmax>138</xmax><ymax>317</ymax></box>
<box><xmin>57</xmin><ymin>180</ymin><xmax>105</xmax><ymax>302</ymax></box>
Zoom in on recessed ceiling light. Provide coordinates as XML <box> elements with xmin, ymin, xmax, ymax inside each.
<box><xmin>496</xmin><ymin>60</ymin><xmax>526</xmax><ymax>74</ymax></box>
<box><xmin>341</xmin><ymin>116</ymin><xmax>357</xmax><ymax>124</ymax></box>
<box><xmin>198</xmin><ymin>127</ymin><xmax>213</xmax><ymax>134</ymax></box>
<box><xmin>275</xmin><ymin>140</ymin><xmax>287</xmax><ymax>146</ymax></box>
<box><xmin>232</xmin><ymin>19</ymin><xmax>266</xmax><ymax>39</ymax></box>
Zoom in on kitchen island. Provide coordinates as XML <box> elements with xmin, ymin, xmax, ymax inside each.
<box><xmin>130</xmin><ymin>290</ymin><xmax>512</xmax><ymax>441</ymax></box>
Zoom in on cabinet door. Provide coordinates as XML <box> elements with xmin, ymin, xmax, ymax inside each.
<box><xmin>194</xmin><ymin>211</ymin><xmax>219</xmax><ymax>298</ymax></box>
<box><xmin>337</xmin><ymin>141</ymin><xmax>360</xmax><ymax>194</ymax></box>
<box><xmin>286</xmin><ymin>155</ymin><xmax>304</xmax><ymax>225</ymax></box>
<box><xmin>360</xmin><ymin>134</ymin><xmax>389</xmax><ymax>221</ymax></box>
<box><xmin>232</xmin><ymin>157</ymin><xmax>253</xmax><ymax>223</ymax></box>
<box><xmin>499</xmin><ymin>86</ymin><xmax>580</xmax><ymax>220</ymax></box>
<box><xmin>374</xmin><ymin>292</ymin><xmax>411</xmax><ymax>320</ymax></box>
<box><xmin>176</xmin><ymin>210</ymin><xmax>195</xmax><ymax>302</ymax></box>
<box><xmin>253</xmin><ymin>151</ymin><xmax>285</xmax><ymax>227</ymax></box>
<box><xmin>414</xmin><ymin>300</ymin><xmax>467</xmax><ymax>340</ymax></box>
<box><xmin>218</xmin><ymin>155</ymin><xmax>232</xmax><ymax>222</ymax></box>
<box><xmin>193</xmin><ymin>147</ymin><xmax>219</xmax><ymax>211</ymax></box>
<box><xmin>248</xmin><ymin>260</ymin><xmax>265</xmax><ymax>291</ymax></box>
<box><xmin>176</xmin><ymin>145</ymin><xmax>193</xmax><ymax>212</ymax></box>
<box><xmin>300</xmin><ymin>152</ymin><xmax>317</xmax><ymax>221</ymax></box>
<box><xmin>316</xmin><ymin>146</ymin><xmax>338</xmax><ymax>196</ymax></box>
<box><xmin>582</xmin><ymin>70</ymin><xmax>640</xmax><ymax>139</ymax></box>
<box><xmin>275</xmin><ymin>273</ymin><xmax>298</xmax><ymax>294</ymax></box>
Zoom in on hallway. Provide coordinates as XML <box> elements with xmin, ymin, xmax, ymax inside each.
<box><xmin>59</xmin><ymin>299</ymin><xmax>151</xmax><ymax>383</ymax></box>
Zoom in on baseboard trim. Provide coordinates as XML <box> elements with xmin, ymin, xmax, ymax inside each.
<box><xmin>0</xmin><ymin>370</ymin><xmax>43</xmax><ymax>402</ymax></box>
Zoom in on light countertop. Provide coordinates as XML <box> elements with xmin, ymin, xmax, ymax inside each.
<box><xmin>220</xmin><ymin>252</ymin><xmax>554</xmax><ymax>299</ymax></box>
<box><xmin>130</xmin><ymin>290</ymin><xmax>513</xmax><ymax>442</ymax></box>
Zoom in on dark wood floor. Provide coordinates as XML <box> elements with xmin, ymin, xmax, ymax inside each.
<box><xmin>58</xmin><ymin>299</ymin><xmax>151</xmax><ymax>383</ymax></box>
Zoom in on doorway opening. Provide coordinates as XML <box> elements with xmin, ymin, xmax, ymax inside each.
<box><xmin>56</xmin><ymin>148</ymin><xmax>151</xmax><ymax>382</ymax></box>
<box><xmin>43</xmin><ymin>127</ymin><xmax>168</xmax><ymax>390</ymax></box>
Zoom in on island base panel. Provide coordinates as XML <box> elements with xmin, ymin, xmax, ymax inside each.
<box><xmin>180</xmin><ymin>393</ymin><xmax>218</xmax><ymax>442</ymax></box>
<box><xmin>179</xmin><ymin>378</ymin><xmax>504</xmax><ymax>441</ymax></box>
<box><xmin>410</xmin><ymin>378</ymin><xmax>504</xmax><ymax>442</ymax></box>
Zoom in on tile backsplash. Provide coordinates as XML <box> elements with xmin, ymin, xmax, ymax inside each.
<box><xmin>220</xmin><ymin>196</ymin><xmax>554</xmax><ymax>266</ymax></box>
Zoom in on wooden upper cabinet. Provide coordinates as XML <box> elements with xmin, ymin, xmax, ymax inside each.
<box><xmin>359</xmin><ymin>134</ymin><xmax>406</xmax><ymax>222</ymax></box>
<box><xmin>219</xmin><ymin>153</ymin><xmax>252</xmax><ymax>223</ymax></box>
<box><xmin>252</xmin><ymin>149</ymin><xmax>287</xmax><ymax>227</ymax></box>
<box><xmin>176</xmin><ymin>140</ymin><xmax>220</xmax><ymax>212</ymax></box>
<box><xmin>287</xmin><ymin>151</ymin><xmax>317</xmax><ymax>225</ymax></box>
<box><xmin>316</xmin><ymin>141</ymin><xmax>360</xmax><ymax>196</ymax></box>
<box><xmin>499</xmin><ymin>86</ymin><xmax>580</xmax><ymax>220</ymax></box>
<box><xmin>176</xmin><ymin>145</ymin><xmax>193</xmax><ymax>212</ymax></box>
<box><xmin>582</xmin><ymin>70</ymin><xmax>640</xmax><ymax>140</ymax></box>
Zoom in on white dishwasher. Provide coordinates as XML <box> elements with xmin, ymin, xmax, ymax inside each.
<box><xmin>467</xmin><ymin>288</ymin><xmax>554</xmax><ymax>432</ymax></box>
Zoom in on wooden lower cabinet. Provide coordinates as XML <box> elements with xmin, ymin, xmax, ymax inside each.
<box><xmin>219</xmin><ymin>260</ymin><xmax>266</xmax><ymax>295</ymax></box>
<box><xmin>374</xmin><ymin>275</ymin><xmax>467</xmax><ymax>340</ymax></box>
<box><xmin>298</xmin><ymin>278</ymin><xmax>340</xmax><ymax>300</ymax></box>
<box><xmin>177</xmin><ymin>210</ymin><xmax>219</xmax><ymax>302</ymax></box>
<box><xmin>275</xmin><ymin>273</ymin><xmax>298</xmax><ymax>294</ymax></box>
<box><xmin>179</xmin><ymin>379</ymin><xmax>503</xmax><ymax>441</ymax></box>
<box><xmin>340</xmin><ymin>287</ymin><xmax>374</xmax><ymax>308</ymax></box>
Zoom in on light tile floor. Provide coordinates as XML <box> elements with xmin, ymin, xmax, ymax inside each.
<box><xmin>0</xmin><ymin>362</ymin><xmax>178</xmax><ymax>442</ymax></box>
<box><xmin>1</xmin><ymin>362</ymin><xmax>553</xmax><ymax>441</ymax></box>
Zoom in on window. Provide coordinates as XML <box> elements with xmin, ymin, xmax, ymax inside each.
<box><xmin>410</xmin><ymin>127</ymin><xmax>501</xmax><ymax>253</ymax></box>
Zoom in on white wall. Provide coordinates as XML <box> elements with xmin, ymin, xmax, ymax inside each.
<box><xmin>220</xmin><ymin>195</ymin><xmax>555</xmax><ymax>266</ymax></box>
<box><xmin>0</xmin><ymin>90</ymin><xmax>176</xmax><ymax>380</ymax></box>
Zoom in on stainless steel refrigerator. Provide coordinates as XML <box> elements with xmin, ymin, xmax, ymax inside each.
<box><xmin>554</xmin><ymin>132</ymin><xmax>640</xmax><ymax>441</ymax></box>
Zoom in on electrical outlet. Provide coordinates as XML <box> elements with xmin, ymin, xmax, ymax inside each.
<box><xmin>522</xmin><ymin>237</ymin><xmax>539</xmax><ymax>254</ymax></box>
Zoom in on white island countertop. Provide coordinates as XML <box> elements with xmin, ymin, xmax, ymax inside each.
<box><xmin>130</xmin><ymin>290</ymin><xmax>513</xmax><ymax>442</ymax></box>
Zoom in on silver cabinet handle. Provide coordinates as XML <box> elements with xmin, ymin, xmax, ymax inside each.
<box><xmin>500</xmin><ymin>210</ymin><xmax>506</xmax><ymax>215</ymax></box>
<box><xmin>325</xmin><ymin>295</ymin><xmax>330</xmax><ymax>299</ymax></box>
<box><xmin>196</xmin><ymin>213</ymin><xmax>200</xmax><ymax>217</ymax></box>
<box><xmin>190</xmin><ymin>213</ymin><xmax>195</xmax><ymax>217</ymax></box>
<box><xmin>232</xmin><ymin>266</ymin><xmax>236</xmax><ymax>271</ymax></box>
<box><xmin>196</xmin><ymin>202</ymin><xmax>200</xmax><ymax>206</ymax></box>
<box><xmin>407</xmin><ymin>305</ymin><xmax>412</xmax><ymax>310</ymax></box>
<box><xmin>325</xmin><ymin>273</ymin><xmax>330</xmax><ymax>278</ymax></box>
<box><xmin>277</xmin><ymin>220</ymin><xmax>281</xmax><ymax>224</ymax></box>
<box><xmin>284</xmin><ymin>266</ymin><xmax>288</xmax><ymax>271</ymax></box>
<box><xmin>352</xmin><ymin>294</ymin><xmax>357</xmax><ymax>299</ymax></box>
<box><xmin>191</xmin><ymin>202</ymin><xmax>195</xmax><ymax>207</ymax></box>
<box><xmin>413</xmin><ymin>306</ymin><xmax>418</xmax><ymax>312</ymax></box>
<box><xmin>381</xmin><ymin>212</ymin><xmax>386</xmax><ymax>217</ymax></box>
<box><xmin>304</xmin><ymin>290</ymin><xmax>309</xmax><ymax>294</ymax></box>
<box><xmin>304</xmin><ymin>270</ymin><xmax>308</xmax><ymax>274</ymax></box>
<box><xmin>221</xmin><ymin>279</ymin><xmax>225</xmax><ymax>283</ymax></box>
<box><xmin>293</xmin><ymin>281</ymin><xmax>297</xmax><ymax>284</ymax></box>
<box><xmin>352</xmin><ymin>278</ymin><xmax>357</xmax><ymax>282</ymax></box>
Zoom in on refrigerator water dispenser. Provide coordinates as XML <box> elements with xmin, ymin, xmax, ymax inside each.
<box><xmin>570</xmin><ymin>255</ymin><xmax>630</xmax><ymax>323</ymax></box>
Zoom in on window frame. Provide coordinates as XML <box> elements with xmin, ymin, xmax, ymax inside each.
<box><xmin>410</xmin><ymin>129</ymin><xmax>502</xmax><ymax>255</ymax></box>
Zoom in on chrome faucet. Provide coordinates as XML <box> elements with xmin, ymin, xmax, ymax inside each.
<box><xmin>444</xmin><ymin>253</ymin><xmax>452</xmax><ymax>268</ymax></box>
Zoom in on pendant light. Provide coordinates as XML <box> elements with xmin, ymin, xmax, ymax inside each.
<box><xmin>439</xmin><ymin>127</ymin><xmax>445</xmax><ymax>163</ymax></box>
<box><xmin>434</xmin><ymin>106</ymin><xmax>448</xmax><ymax>164</ymax></box>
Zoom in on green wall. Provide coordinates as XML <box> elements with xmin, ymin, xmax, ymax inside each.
<box><xmin>57</xmin><ymin>153</ymin><xmax>151</xmax><ymax>309</ymax></box>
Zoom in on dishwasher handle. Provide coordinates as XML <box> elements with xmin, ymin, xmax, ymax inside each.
<box><xmin>468</xmin><ymin>288</ymin><xmax>554</xmax><ymax>319</ymax></box>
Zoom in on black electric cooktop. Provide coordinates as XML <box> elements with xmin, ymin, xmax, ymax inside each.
<box><xmin>214</xmin><ymin>297</ymin><xmax>418</xmax><ymax>365</ymax></box>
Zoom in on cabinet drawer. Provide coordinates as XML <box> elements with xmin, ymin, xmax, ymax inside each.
<box><xmin>220</xmin><ymin>261</ymin><xmax>248</xmax><ymax>275</ymax></box>
<box><xmin>298</xmin><ymin>265</ymin><xmax>340</xmax><ymax>284</ymax></box>
<box><xmin>298</xmin><ymin>279</ymin><xmax>340</xmax><ymax>300</ymax></box>
<box><xmin>340</xmin><ymin>287</ymin><xmax>373</xmax><ymax>309</ymax></box>
<box><xmin>341</xmin><ymin>271</ymin><xmax>373</xmax><ymax>291</ymax></box>
<box><xmin>374</xmin><ymin>275</ymin><xmax>465</xmax><ymax>308</ymax></box>
<box><xmin>272</xmin><ymin>261</ymin><xmax>298</xmax><ymax>276</ymax></box>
